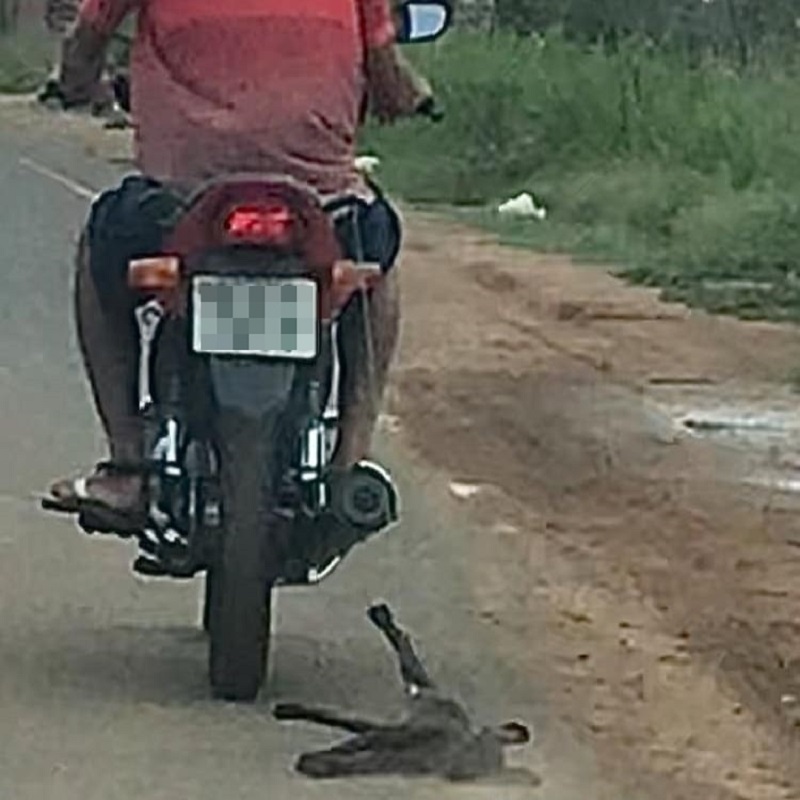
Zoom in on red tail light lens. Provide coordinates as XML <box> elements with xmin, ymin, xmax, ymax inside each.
<box><xmin>223</xmin><ymin>203</ymin><xmax>294</xmax><ymax>245</ymax></box>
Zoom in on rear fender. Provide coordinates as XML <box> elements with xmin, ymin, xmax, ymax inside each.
<box><xmin>207</xmin><ymin>357</ymin><xmax>296</xmax><ymax>419</ymax></box>
<box><xmin>208</xmin><ymin>358</ymin><xmax>300</xmax><ymax>524</ymax></box>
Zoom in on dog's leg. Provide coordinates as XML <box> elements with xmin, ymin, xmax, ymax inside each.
<box><xmin>296</xmin><ymin>725</ymin><xmax>442</xmax><ymax>779</ymax></box>
<box><xmin>273</xmin><ymin>702</ymin><xmax>382</xmax><ymax>735</ymax></box>
<box><xmin>296</xmin><ymin>746</ymin><xmax>389</xmax><ymax>779</ymax></box>
<box><xmin>367</xmin><ymin>603</ymin><xmax>436</xmax><ymax>692</ymax></box>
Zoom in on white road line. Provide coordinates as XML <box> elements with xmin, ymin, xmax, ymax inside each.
<box><xmin>18</xmin><ymin>156</ymin><xmax>98</xmax><ymax>200</ymax></box>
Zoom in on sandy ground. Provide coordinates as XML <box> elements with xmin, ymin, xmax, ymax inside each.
<box><xmin>393</xmin><ymin>215</ymin><xmax>800</xmax><ymax>800</ymax></box>
<box><xmin>2</xmin><ymin>95</ymin><xmax>800</xmax><ymax>799</ymax></box>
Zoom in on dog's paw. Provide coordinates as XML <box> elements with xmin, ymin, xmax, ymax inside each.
<box><xmin>367</xmin><ymin>602</ymin><xmax>393</xmax><ymax>628</ymax></box>
<box><xmin>273</xmin><ymin>702</ymin><xmax>308</xmax><ymax>720</ymax></box>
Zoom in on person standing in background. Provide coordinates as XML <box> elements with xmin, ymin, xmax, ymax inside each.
<box><xmin>38</xmin><ymin>0</ymin><xmax>123</xmax><ymax>122</ymax></box>
<box><xmin>39</xmin><ymin>0</ymin><xmax>82</xmax><ymax>106</ymax></box>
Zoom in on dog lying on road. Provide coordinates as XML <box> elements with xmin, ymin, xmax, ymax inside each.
<box><xmin>274</xmin><ymin>603</ymin><xmax>537</xmax><ymax>784</ymax></box>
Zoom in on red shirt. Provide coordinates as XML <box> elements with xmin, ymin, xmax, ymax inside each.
<box><xmin>81</xmin><ymin>0</ymin><xmax>395</xmax><ymax>195</ymax></box>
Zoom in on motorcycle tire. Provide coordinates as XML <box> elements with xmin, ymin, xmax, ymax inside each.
<box><xmin>207</xmin><ymin>416</ymin><xmax>275</xmax><ymax>703</ymax></box>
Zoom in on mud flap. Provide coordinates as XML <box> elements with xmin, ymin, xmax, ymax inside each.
<box><xmin>207</xmin><ymin>355</ymin><xmax>299</xmax><ymax>577</ymax></box>
<box><xmin>208</xmin><ymin>357</ymin><xmax>296</xmax><ymax>419</ymax></box>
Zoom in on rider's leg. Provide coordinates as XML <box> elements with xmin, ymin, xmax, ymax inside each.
<box><xmin>49</xmin><ymin>231</ymin><xmax>144</xmax><ymax>511</ymax></box>
<box><xmin>48</xmin><ymin>36</ymin><xmax>63</xmax><ymax>81</ymax></box>
<box><xmin>332</xmin><ymin>267</ymin><xmax>400</xmax><ymax>468</ymax></box>
<box><xmin>36</xmin><ymin>35</ymin><xmax>67</xmax><ymax>104</ymax></box>
<box><xmin>75</xmin><ymin>230</ymin><xmax>142</xmax><ymax>462</ymax></box>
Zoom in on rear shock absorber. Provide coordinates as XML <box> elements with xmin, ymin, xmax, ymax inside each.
<box><xmin>299</xmin><ymin>379</ymin><xmax>329</xmax><ymax>514</ymax></box>
<box><xmin>134</xmin><ymin>306</ymin><xmax>191</xmax><ymax>567</ymax></box>
<box><xmin>134</xmin><ymin>299</ymin><xmax>164</xmax><ymax>415</ymax></box>
<box><xmin>322</xmin><ymin>319</ymin><xmax>342</xmax><ymax>462</ymax></box>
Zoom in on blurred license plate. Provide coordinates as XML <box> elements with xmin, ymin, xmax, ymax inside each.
<box><xmin>192</xmin><ymin>275</ymin><xmax>318</xmax><ymax>359</ymax></box>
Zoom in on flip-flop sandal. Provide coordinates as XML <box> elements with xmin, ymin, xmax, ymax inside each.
<box><xmin>40</xmin><ymin>475</ymin><xmax>94</xmax><ymax>515</ymax></box>
<box><xmin>103</xmin><ymin>109</ymin><xmax>131</xmax><ymax>130</ymax></box>
<box><xmin>41</xmin><ymin>461</ymin><xmax>147</xmax><ymax>527</ymax></box>
<box><xmin>77</xmin><ymin>505</ymin><xmax>146</xmax><ymax>537</ymax></box>
<box><xmin>38</xmin><ymin>492</ymin><xmax>146</xmax><ymax>537</ymax></box>
<box><xmin>39</xmin><ymin>493</ymin><xmax>146</xmax><ymax>535</ymax></box>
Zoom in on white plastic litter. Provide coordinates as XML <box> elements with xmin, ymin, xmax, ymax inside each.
<box><xmin>497</xmin><ymin>192</ymin><xmax>547</xmax><ymax>220</ymax></box>
<box><xmin>448</xmin><ymin>482</ymin><xmax>482</xmax><ymax>500</ymax></box>
<box><xmin>355</xmin><ymin>155</ymin><xmax>381</xmax><ymax>176</ymax></box>
<box><xmin>378</xmin><ymin>413</ymin><xmax>402</xmax><ymax>434</ymax></box>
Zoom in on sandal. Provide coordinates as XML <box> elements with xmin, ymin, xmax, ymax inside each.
<box><xmin>42</xmin><ymin>461</ymin><xmax>147</xmax><ymax>521</ymax></box>
<box><xmin>103</xmin><ymin>108</ymin><xmax>132</xmax><ymax>130</ymax></box>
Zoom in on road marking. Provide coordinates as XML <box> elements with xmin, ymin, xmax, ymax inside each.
<box><xmin>18</xmin><ymin>156</ymin><xmax>98</xmax><ymax>200</ymax></box>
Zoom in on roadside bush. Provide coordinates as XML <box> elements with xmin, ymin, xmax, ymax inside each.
<box><xmin>0</xmin><ymin>34</ymin><xmax>48</xmax><ymax>93</ymax></box>
<box><xmin>361</xmin><ymin>31</ymin><xmax>800</xmax><ymax>322</ymax></box>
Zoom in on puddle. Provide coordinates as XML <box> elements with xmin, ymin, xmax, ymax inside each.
<box><xmin>646</xmin><ymin>384</ymin><xmax>800</xmax><ymax>495</ymax></box>
<box><xmin>682</xmin><ymin>410</ymin><xmax>799</xmax><ymax>434</ymax></box>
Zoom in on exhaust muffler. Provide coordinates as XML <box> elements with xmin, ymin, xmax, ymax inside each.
<box><xmin>331</xmin><ymin>460</ymin><xmax>399</xmax><ymax>534</ymax></box>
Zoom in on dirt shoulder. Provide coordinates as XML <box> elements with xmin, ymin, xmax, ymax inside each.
<box><xmin>392</xmin><ymin>214</ymin><xmax>800</xmax><ymax>800</ymax></box>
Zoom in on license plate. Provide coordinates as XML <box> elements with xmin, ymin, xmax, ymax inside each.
<box><xmin>192</xmin><ymin>275</ymin><xmax>318</xmax><ymax>359</ymax></box>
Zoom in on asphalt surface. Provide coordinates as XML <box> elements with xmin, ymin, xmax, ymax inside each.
<box><xmin>0</xmin><ymin>102</ymin><xmax>614</xmax><ymax>800</ymax></box>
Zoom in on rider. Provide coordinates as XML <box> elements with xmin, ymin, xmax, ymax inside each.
<box><xmin>47</xmin><ymin>0</ymin><xmax>434</xmax><ymax>517</ymax></box>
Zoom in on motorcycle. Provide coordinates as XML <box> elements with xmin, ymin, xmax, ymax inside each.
<box><xmin>44</xmin><ymin>0</ymin><xmax>452</xmax><ymax>703</ymax></box>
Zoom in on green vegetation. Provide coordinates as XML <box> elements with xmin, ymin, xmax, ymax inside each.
<box><xmin>361</xmin><ymin>29</ymin><xmax>800</xmax><ymax>322</ymax></box>
<box><xmin>0</xmin><ymin>34</ymin><xmax>49</xmax><ymax>93</ymax></box>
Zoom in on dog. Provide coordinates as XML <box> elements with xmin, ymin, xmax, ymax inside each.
<box><xmin>273</xmin><ymin>603</ymin><xmax>536</xmax><ymax>784</ymax></box>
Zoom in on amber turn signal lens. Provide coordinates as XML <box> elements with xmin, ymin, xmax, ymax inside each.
<box><xmin>127</xmin><ymin>256</ymin><xmax>182</xmax><ymax>290</ymax></box>
<box><xmin>332</xmin><ymin>260</ymin><xmax>383</xmax><ymax>309</ymax></box>
<box><xmin>332</xmin><ymin>259</ymin><xmax>382</xmax><ymax>287</ymax></box>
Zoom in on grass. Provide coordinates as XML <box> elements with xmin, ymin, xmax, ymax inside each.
<box><xmin>360</xmin><ymin>32</ymin><xmax>800</xmax><ymax>324</ymax></box>
<box><xmin>0</xmin><ymin>33</ymin><xmax>50</xmax><ymax>93</ymax></box>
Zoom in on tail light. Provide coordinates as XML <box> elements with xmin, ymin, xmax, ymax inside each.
<box><xmin>223</xmin><ymin>203</ymin><xmax>294</xmax><ymax>246</ymax></box>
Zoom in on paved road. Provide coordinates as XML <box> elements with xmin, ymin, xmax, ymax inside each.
<box><xmin>0</xmin><ymin>102</ymin><xmax>611</xmax><ymax>800</ymax></box>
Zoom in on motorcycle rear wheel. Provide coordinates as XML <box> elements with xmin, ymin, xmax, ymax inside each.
<box><xmin>207</xmin><ymin>418</ymin><xmax>276</xmax><ymax>703</ymax></box>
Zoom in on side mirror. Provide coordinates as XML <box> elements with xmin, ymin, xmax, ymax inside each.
<box><xmin>395</xmin><ymin>0</ymin><xmax>453</xmax><ymax>45</ymax></box>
